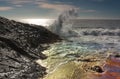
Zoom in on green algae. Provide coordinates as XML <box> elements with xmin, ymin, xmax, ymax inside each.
<box><xmin>44</xmin><ymin>61</ymin><xmax>86</xmax><ymax>79</ymax></box>
<box><xmin>40</xmin><ymin>42</ymin><xmax>110</xmax><ymax>79</ymax></box>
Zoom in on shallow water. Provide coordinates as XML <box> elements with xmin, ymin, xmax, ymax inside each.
<box><xmin>37</xmin><ymin>38</ymin><xmax>120</xmax><ymax>79</ymax></box>
<box><xmin>39</xmin><ymin>19</ymin><xmax>120</xmax><ymax>79</ymax></box>
<box><xmin>91</xmin><ymin>56</ymin><xmax>120</xmax><ymax>79</ymax></box>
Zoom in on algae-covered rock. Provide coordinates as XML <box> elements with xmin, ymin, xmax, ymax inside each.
<box><xmin>44</xmin><ymin>61</ymin><xmax>86</xmax><ymax>79</ymax></box>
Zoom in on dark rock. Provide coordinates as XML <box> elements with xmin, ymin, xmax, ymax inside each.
<box><xmin>91</xmin><ymin>66</ymin><xmax>104</xmax><ymax>73</ymax></box>
<box><xmin>114</xmin><ymin>54</ymin><xmax>120</xmax><ymax>58</ymax></box>
<box><xmin>0</xmin><ymin>16</ymin><xmax>61</xmax><ymax>79</ymax></box>
<box><xmin>77</xmin><ymin>58</ymin><xmax>99</xmax><ymax>62</ymax></box>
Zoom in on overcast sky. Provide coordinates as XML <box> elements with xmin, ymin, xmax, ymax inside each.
<box><xmin>0</xmin><ymin>0</ymin><xmax>120</xmax><ymax>19</ymax></box>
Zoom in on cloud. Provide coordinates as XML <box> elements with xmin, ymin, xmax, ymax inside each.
<box><xmin>1</xmin><ymin>0</ymin><xmax>78</xmax><ymax>12</ymax></box>
<box><xmin>0</xmin><ymin>0</ymin><xmax>96</xmax><ymax>13</ymax></box>
<box><xmin>37</xmin><ymin>2</ymin><xmax>78</xmax><ymax>11</ymax></box>
<box><xmin>36</xmin><ymin>2</ymin><xmax>96</xmax><ymax>13</ymax></box>
<box><xmin>2</xmin><ymin>0</ymin><xmax>78</xmax><ymax>11</ymax></box>
<box><xmin>15</xmin><ymin>5</ymin><xmax>23</xmax><ymax>7</ymax></box>
<box><xmin>5</xmin><ymin>0</ymin><xmax>47</xmax><ymax>4</ymax></box>
<box><xmin>0</xmin><ymin>6</ymin><xmax>13</xmax><ymax>11</ymax></box>
<box><xmin>80</xmin><ymin>9</ymin><xmax>96</xmax><ymax>12</ymax></box>
<box><xmin>8</xmin><ymin>0</ymin><xmax>33</xmax><ymax>4</ymax></box>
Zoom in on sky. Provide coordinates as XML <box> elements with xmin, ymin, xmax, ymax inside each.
<box><xmin>0</xmin><ymin>0</ymin><xmax>120</xmax><ymax>20</ymax></box>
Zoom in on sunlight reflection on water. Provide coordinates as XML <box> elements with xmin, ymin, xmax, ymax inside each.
<box><xmin>91</xmin><ymin>56</ymin><xmax>120</xmax><ymax>79</ymax></box>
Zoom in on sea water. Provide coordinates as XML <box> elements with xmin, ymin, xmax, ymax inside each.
<box><xmin>38</xmin><ymin>19</ymin><xmax>120</xmax><ymax>79</ymax></box>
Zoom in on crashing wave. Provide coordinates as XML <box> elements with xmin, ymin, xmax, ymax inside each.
<box><xmin>49</xmin><ymin>8</ymin><xmax>79</xmax><ymax>37</ymax></box>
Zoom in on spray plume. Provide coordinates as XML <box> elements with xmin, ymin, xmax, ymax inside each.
<box><xmin>49</xmin><ymin>8</ymin><xmax>79</xmax><ymax>36</ymax></box>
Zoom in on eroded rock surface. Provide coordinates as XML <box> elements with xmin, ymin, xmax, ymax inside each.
<box><xmin>0</xmin><ymin>16</ymin><xmax>61</xmax><ymax>79</ymax></box>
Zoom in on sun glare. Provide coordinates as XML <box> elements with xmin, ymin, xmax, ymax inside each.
<box><xmin>21</xmin><ymin>19</ymin><xmax>54</xmax><ymax>26</ymax></box>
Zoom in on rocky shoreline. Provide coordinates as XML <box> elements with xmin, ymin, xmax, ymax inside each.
<box><xmin>43</xmin><ymin>53</ymin><xmax>120</xmax><ymax>79</ymax></box>
<box><xmin>37</xmin><ymin>41</ymin><xmax>120</xmax><ymax>79</ymax></box>
<box><xmin>0</xmin><ymin>16</ymin><xmax>61</xmax><ymax>79</ymax></box>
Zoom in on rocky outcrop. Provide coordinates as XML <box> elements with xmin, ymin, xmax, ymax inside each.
<box><xmin>0</xmin><ymin>16</ymin><xmax>61</xmax><ymax>79</ymax></box>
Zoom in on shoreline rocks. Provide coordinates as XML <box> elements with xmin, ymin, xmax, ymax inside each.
<box><xmin>0</xmin><ymin>16</ymin><xmax>61</xmax><ymax>79</ymax></box>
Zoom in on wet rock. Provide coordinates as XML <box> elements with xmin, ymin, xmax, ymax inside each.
<box><xmin>0</xmin><ymin>47</ymin><xmax>47</xmax><ymax>79</ymax></box>
<box><xmin>77</xmin><ymin>58</ymin><xmax>100</xmax><ymax>62</ymax></box>
<box><xmin>91</xmin><ymin>66</ymin><xmax>104</xmax><ymax>73</ymax></box>
<box><xmin>114</xmin><ymin>54</ymin><xmax>120</xmax><ymax>58</ymax></box>
<box><xmin>0</xmin><ymin>16</ymin><xmax>61</xmax><ymax>79</ymax></box>
<box><xmin>44</xmin><ymin>62</ymin><xmax>86</xmax><ymax>79</ymax></box>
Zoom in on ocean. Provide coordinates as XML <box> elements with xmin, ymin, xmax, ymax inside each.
<box><xmin>38</xmin><ymin>19</ymin><xmax>120</xmax><ymax>79</ymax></box>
